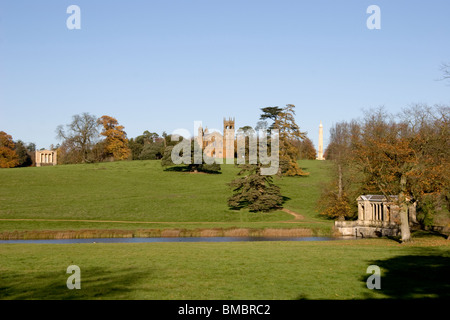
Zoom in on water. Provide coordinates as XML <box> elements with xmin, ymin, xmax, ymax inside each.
<box><xmin>0</xmin><ymin>236</ymin><xmax>356</xmax><ymax>244</ymax></box>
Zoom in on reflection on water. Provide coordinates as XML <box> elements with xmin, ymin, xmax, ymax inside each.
<box><xmin>0</xmin><ymin>236</ymin><xmax>357</xmax><ymax>244</ymax></box>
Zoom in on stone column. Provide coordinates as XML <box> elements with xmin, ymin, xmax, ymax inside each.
<box><xmin>317</xmin><ymin>121</ymin><xmax>324</xmax><ymax>160</ymax></box>
<box><xmin>364</xmin><ymin>201</ymin><xmax>369</xmax><ymax>221</ymax></box>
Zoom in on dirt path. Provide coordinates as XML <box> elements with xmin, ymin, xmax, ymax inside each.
<box><xmin>281</xmin><ymin>208</ymin><xmax>305</xmax><ymax>220</ymax></box>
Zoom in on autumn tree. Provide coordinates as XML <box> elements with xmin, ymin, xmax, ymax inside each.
<box><xmin>350</xmin><ymin>109</ymin><xmax>412</xmax><ymax>241</ymax></box>
<box><xmin>296</xmin><ymin>137</ymin><xmax>317</xmax><ymax>160</ymax></box>
<box><xmin>272</xmin><ymin>104</ymin><xmax>308</xmax><ymax>176</ymax></box>
<box><xmin>0</xmin><ymin>131</ymin><xmax>19</xmax><ymax>168</ymax></box>
<box><xmin>97</xmin><ymin>115</ymin><xmax>131</xmax><ymax>161</ymax></box>
<box><xmin>318</xmin><ymin>121</ymin><xmax>362</xmax><ymax>220</ymax></box>
<box><xmin>228</xmin><ymin>163</ymin><xmax>283</xmax><ymax>212</ymax></box>
<box><xmin>399</xmin><ymin>104</ymin><xmax>450</xmax><ymax>227</ymax></box>
<box><xmin>350</xmin><ymin>105</ymin><xmax>450</xmax><ymax>242</ymax></box>
<box><xmin>56</xmin><ymin>113</ymin><xmax>100</xmax><ymax>163</ymax></box>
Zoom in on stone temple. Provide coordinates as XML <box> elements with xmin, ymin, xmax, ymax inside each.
<box><xmin>334</xmin><ymin>194</ymin><xmax>417</xmax><ymax>238</ymax></box>
<box><xmin>34</xmin><ymin>150</ymin><xmax>57</xmax><ymax>167</ymax></box>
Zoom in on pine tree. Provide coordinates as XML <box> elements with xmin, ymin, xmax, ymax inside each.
<box><xmin>228</xmin><ymin>164</ymin><xmax>283</xmax><ymax>212</ymax></box>
<box><xmin>273</xmin><ymin>104</ymin><xmax>308</xmax><ymax>176</ymax></box>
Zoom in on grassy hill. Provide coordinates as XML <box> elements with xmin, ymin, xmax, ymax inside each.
<box><xmin>1</xmin><ymin>160</ymin><xmax>449</xmax><ymax>301</ymax></box>
<box><xmin>0</xmin><ymin>160</ymin><xmax>334</xmax><ymax>236</ymax></box>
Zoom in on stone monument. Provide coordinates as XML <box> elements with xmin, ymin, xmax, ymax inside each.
<box><xmin>316</xmin><ymin>121</ymin><xmax>324</xmax><ymax>160</ymax></box>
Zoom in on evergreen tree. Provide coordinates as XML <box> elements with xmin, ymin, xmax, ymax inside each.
<box><xmin>228</xmin><ymin>164</ymin><xmax>283</xmax><ymax>212</ymax></box>
<box><xmin>14</xmin><ymin>140</ymin><xmax>32</xmax><ymax>167</ymax></box>
<box><xmin>161</xmin><ymin>138</ymin><xmax>221</xmax><ymax>173</ymax></box>
<box><xmin>259</xmin><ymin>106</ymin><xmax>283</xmax><ymax>130</ymax></box>
<box><xmin>273</xmin><ymin>104</ymin><xmax>308</xmax><ymax>176</ymax></box>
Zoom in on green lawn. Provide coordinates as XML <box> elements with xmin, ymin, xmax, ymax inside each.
<box><xmin>0</xmin><ymin>236</ymin><xmax>448</xmax><ymax>300</ymax></box>
<box><xmin>0</xmin><ymin>160</ymin><xmax>334</xmax><ymax>234</ymax></box>
<box><xmin>1</xmin><ymin>162</ymin><xmax>448</xmax><ymax>300</ymax></box>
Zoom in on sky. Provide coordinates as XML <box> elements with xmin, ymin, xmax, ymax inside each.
<box><xmin>1</xmin><ymin>0</ymin><xmax>449</xmax><ymax>151</ymax></box>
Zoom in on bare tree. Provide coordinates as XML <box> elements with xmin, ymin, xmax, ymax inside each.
<box><xmin>439</xmin><ymin>62</ymin><xmax>450</xmax><ymax>84</ymax></box>
<box><xmin>56</xmin><ymin>113</ymin><xmax>100</xmax><ymax>163</ymax></box>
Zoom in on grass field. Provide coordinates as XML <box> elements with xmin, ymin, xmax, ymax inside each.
<box><xmin>0</xmin><ymin>160</ymin><xmax>334</xmax><ymax>236</ymax></box>
<box><xmin>1</xmin><ymin>160</ymin><xmax>449</xmax><ymax>300</ymax></box>
<box><xmin>0</xmin><ymin>235</ymin><xmax>448</xmax><ymax>300</ymax></box>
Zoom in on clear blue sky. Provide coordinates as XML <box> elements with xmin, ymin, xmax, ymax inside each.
<box><xmin>1</xmin><ymin>0</ymin><xmax>449</xmax><ymax>150</ymax></box>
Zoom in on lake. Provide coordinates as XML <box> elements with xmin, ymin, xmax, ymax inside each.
<box><xmin>0</xmin><ymin>236</ymin><xmax>357</xmax><ymax>244</ymax></box>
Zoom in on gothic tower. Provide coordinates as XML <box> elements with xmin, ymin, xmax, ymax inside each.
<box><xmin>223</xmin><ymin>117</ymin><xmax>235</xmax><ymax>161</ymax></box>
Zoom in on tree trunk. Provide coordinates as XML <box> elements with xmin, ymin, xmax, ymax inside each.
<box><xmin>338</xmin><ymin>164</ymin><xmax>343</xmax><ymax>199</ymax></box>
<box><xmin>399</xmin><ymin>174</ymin><xmax>411</xmax><ymax>242</ymax></box>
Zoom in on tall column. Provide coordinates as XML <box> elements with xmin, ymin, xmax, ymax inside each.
<box><xmin>317</xmin><ymin>121</ymin><xmax>324</xmax><ymax>160</ymax></box>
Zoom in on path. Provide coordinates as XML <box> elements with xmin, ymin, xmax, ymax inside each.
<box><xmin>281</xmin><ymin>208</ymin><xmax>304</xmax><ymax>220</ymax></box>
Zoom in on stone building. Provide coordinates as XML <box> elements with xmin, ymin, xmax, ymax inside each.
<box><xmin>197</xmin><ymin>117</ymin><xmax>235</xmax><ymax>160</ymax></box>
<box><xmin>335</xmin><ymin>194</ymin><xmax>417</xmax><ymax>238</ymax></box>
<box><xmin>34</xmin><ymin>150</ymin><xmax>57</xmax><ymax>167</ymax></box>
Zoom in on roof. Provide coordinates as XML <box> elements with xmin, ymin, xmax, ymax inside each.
<box><xmin>357</xmin><ymin>195</ymin><xmax>398</xmax><ymax>202</ymax></box>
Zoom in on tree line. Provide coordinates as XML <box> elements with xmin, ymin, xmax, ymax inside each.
<box><xmin>0</xmin><ymin>131</ymin><xmax>36</xmax><ymax>168</ymax></box>
<box><xmin>0</xmin><ymin>106</ymin><xmax>316</xmax><ymax>167</ymax></box>
<box><xmin>319</xmin><ymin>104</ymin><xmax>449</xmax><ymax>241</ymax></box>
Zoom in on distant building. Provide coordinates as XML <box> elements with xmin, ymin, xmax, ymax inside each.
<box><xmin>334</xmin><ymin>194</ymin><xmax>417</xmax><ymax>238</ymax></box>
<box><xmin>197</xmin><ymin>117</ymin><xmax>235</xmax><ymax>160</ymax></box>
<box><xmin>33</xmin><ymin>150</ymin><xmax>57</xmax><ymax>167</ymax></box>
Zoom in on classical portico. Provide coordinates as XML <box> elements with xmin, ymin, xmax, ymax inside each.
<box><xmin>357</xmin><ymin>195</ymin><xmax>392</xmax><ymax>222</ymax></box>
<box><xmin>35</xmin><ymin>150</ymin><xmax>57</xmax><ymax>167</ymax></box>
<box><xmin>335</xmin><ymin>195</ymin><xmax>404</xmax><ymax>238</ymax></box>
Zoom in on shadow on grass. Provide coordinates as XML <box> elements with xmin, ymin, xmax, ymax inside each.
<box><xmin>0</xmin><ymin>267</ymin><xmax>151</xmax><ymax>300</ymax></box>
<box><xmin>362</xmin><ymin>248</ymin><xmax>450</xmax><ymax>299</ymax></box>
<box><xmin>163</xmin><ymin>166</ymin><xmax>222</xmax><ymax>174</ymax></box>
<box><xmin>412</xmin><ymin>229</ymin><xmax>449</xmax><ymax>240</ymax></box>
<box><xmin>228</xmin><ymin>195</ymin><xmax>291</xmax><ymax>212</ymax></box>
